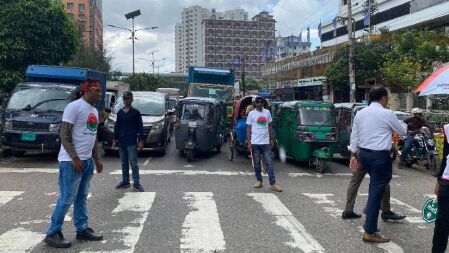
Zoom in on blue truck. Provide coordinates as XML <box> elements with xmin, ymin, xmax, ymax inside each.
<box><xmin>1</xmin><ymin>65</ymin><xmax>107</xmax><ymax>155</ymax></box>
<box><xmin>187</xmin><ymin>67</ymin><xmax>236</xmax><ymax>104</ymax></box>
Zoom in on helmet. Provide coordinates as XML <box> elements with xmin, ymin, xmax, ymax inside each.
<box><xmin>411</xmin><ymin>108</ymin><xmax>423</xmax><ymax>115</ymax></box>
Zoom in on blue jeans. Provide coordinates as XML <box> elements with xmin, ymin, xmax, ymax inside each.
<box><xmin>119</xmin><ymin>145</ymin><xmax>140</xmax><ymax>185</ymax></box>
<box><xmin>400</xmin><ymin>134</ymin><xmax>414</xmax><ymax>161</ymax></box>
<box><xmin>252</xmin><ymin>144</ymin><xmax>276</xmax><ymax>185</ymax></box>
<box><xmin>47</xmin><ymin>159</ymin><xmax>94</xmax><ymax>235</ymax></box>
<box><xmin>359</xmin><ymin>150</ymin><xmax>392</xmax><ymax>235</ymax></box>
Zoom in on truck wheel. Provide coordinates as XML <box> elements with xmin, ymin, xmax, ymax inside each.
<box><xmin>12</xmin><ymin>150</ymin><xmax>26</xmax><ymax>157</ymax></box>
<box><xmin>186</xmin><ymin>149</ymin><xmax>194</xmax><ymax>162</ymax></box>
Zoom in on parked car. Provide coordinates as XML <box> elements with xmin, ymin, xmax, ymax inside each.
<box><xmin>102</xmin><ymin>92</ymin><xmax>173</xmax><ymax>155</ymax></box>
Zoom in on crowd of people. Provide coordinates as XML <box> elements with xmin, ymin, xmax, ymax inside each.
<box><xmin>42</xmin><ymin>80</ymin><xmax>448</xmax><ymax>252</ymax></box>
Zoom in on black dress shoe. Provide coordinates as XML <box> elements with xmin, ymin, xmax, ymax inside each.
<box><xmin>381</xmin><ymin>211</ymin><xmax>406</xmax><ymax>221</ymax></box>
<box><xmin>44</xmin><ymin>231</ymin><xmax>72</xmax><ymax>248</ymax></box>
<box><xmin>76</xmin><ymin>227</ymin><xmax>103</xmax><ymax>241</ymax></box>
<box><xmin>115</xmin><ymin>181</ymin><xmax>131</xmax><ymax>189</ymax></box>
<box><xmin>342</xmin><ymin>211</ymin><xmax>362</xmax><ymax>220</ymax></box>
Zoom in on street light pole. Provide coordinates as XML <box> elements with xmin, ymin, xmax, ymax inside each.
<box><xmin>108</xmin><ymin>9</ymin><xmax>158</xmax><ymax>76</ymax></box>
<box><xmin>347</xmin><ymin>0</ymin><xmax>356</xmax><ymax>103</ymax></box>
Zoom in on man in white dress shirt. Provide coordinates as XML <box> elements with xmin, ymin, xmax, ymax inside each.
<box><xmin>349</xmin><ymin>86</ymin><xmax>407</xmax><ymax>243</ymax></box>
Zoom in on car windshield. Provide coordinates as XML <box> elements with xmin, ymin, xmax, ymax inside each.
<box><xmin>181</xmin><ymin>103</ymin><xmax>208</xmax><ymax>121</ymax></box>
<box><xmin>189</xmin><ymin>84</ymin><xmax>234</xmax><ymax>103</ymax></box>
<box><xmin>113</xmin><ymin>96</ymin><xmax>165</xmax><ymax>116</ymax></box>
<box><xmin>168</xmin><ymin>98</ymin><xmax>177</xmax><ymax>109</ymax></box>
<box><xmin>7</xmin><ymin>86</ymin><xmax>73</xmax><ymax>112</ymax></box>
<box><xmin>298</xmin><ymin>107</ymin><xmax>335</xmax><ymax>126</ymax></box>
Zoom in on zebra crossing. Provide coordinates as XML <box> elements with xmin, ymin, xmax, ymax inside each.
<box><xmin>0</xmin><ymin>189</ymin><xmax>436</xmax><ymax>253</ymax></box>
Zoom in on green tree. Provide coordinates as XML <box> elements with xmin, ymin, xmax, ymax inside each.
<box><xmin>0</xmin><ymin>0</ymin><xmax>77</xmax><ymax>94</ymax></box>
<box><xmin>325</xmin><ymin>41</ymin><xmax>390</xmax><ymax>91</ymax></box>
<box><xmin>244</xmin><ymin>77</ymin><xmax>260</xmax><ymax>91</ymax></box>
<box><xmin>380</xmin><ymin>29</ymin><xmax>449</xmax><ymax>88</ymax></box>
<box><xmin>123</xmin><ymin>73</ymin><xmax>168</xmax><ymax>91</ymax></box>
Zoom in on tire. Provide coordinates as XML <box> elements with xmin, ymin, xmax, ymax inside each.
<box><xmin>12</xmin><ymin>150</ymin><xmax>26</xmax><ymax>157</ymax></box>
<box><xmin>405</xmin><ymin>159</ymin><xmax>413</xmax><ymax>167</ymax></box>
<box><xmin>216</xmin><ymin>144</ymin><xmax>221</xmax><ymax>153</ymax></box>
<box><xmin>186</xmin><ymin>149</ymin><xmax>194</xmax><ymax>162</ymax></box>
<box><xmin>315</xmin><ymin>158</ymin><xmax>326</xmax><ymax>173</ymax></box>
<box><xmin>429</xmin><ymin>155</ymin><xmax>440</xmax><ymax>177</ymax></box>
<box><xmin>228</xmin><ymin>144</ymin><xmax>234</xmax><ymax>161</ymax></box>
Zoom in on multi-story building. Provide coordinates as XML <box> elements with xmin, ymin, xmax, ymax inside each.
<box><xmin>175</xmin><ymin>6</ymin><xmax>249</xmax><ymax>73</ymax></box>
<box><xmin>61</xmin><ymin>0</ymin><xmax>103</xmax><ymax>51</ymax></box>
<box><xmin>275</xmin><ymin>35</ymin><xmax>311</xmax><ymax>61</ymax></box>
<box><xmin>175</xmin><ymin>6</ymin><xmax>210</xmax><ymax>73</ymax></box>
<box><xmin>320</xmin><ymin>0</ymin><xmax>449</xmax><ymax>47</ymax></box>
<box><xmin>203</xmin><ymin>11</ymin><xmax>276</xmax><ymax>80</ymax></box>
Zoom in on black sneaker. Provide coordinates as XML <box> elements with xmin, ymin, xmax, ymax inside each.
<box><xmin>342</xmin><ymin>211</ymin><xmax>362</xmax><ymax>220</ymax></box>
<box><xmin>381</xmin><ymin>211</ymin><xmax>406</xmax><ymax>221</ymax></box>
<box><xmin>115</xmin><ymin>181</ymin><xmax>131</xmax><ymax>189</ymax></box>
<box><xmin>44</xmin><ymin>231</ymin><xmax>72</xmax><ymax>248</ymax></box>
<box><xmin>76</xmin><ymin>227</ymin><xmax>103</xmax><ymax>241</ymax></box>
<box><xmin>133</xmin><ymin>183</ymin><xmax>144</xmax><ymax>192</ymax></box>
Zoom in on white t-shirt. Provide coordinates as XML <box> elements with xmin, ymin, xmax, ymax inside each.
<box><xmin>246</xmin><ymin>108</ymin><xmax>272</xmax><ymax>145</ymax></box>
<box><xmin>58</xmin><ymin>99</ymin><xmax>99</xmax><ymax>162</ymax></box>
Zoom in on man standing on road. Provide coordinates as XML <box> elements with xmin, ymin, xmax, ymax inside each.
<box><xmin>247</xmin><ymin>96</ymin><xmax>282</xmax><ymax>192</ymax></box>
<box><xmin>342</xmin><ymin>155</ymin><xmax>406</xmax><ymax>221</ymax></box>
<box><xmin>112</xmin><ymin>91</ymin><xmax>145</xmax><ymax>192</ymax></box>
<box><xmin>349</xmin><ymin>86</ymin><xmax>407</xmax><ymax>243</ymax></box>
<box><xmin>432</xmin><ymin>122</ymin><xmax>449</xmax><ymax>253</ymax></box>
<box><xmin>44</xmin><ymin>80</ymin><xmax>104</xmax><ymax>248</ymax></box>
<box><xmin>398</xmin><ymin>107</ymin><xmax>433</xmax><ymax>169</ymax></box>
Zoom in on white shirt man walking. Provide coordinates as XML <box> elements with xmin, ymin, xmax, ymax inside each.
<box><xmin>349</xmin><ymin>86</ymin><xmax>407</xmax><ymax>243</ymax></box>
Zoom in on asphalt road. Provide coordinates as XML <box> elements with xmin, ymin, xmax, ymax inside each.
<box><xmin>0</xmin><ymin>139</ymin><xmax>440</xmax><ymax>253</ymax></box>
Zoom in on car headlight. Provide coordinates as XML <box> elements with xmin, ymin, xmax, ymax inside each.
<box><xmin>150</xmin><ymin>121</ymin><xmax>164</xmax><ymax>133</ymax></box>
<box><xmin>3</xmin><ymin>120</ymin><xmax>12</xmax><ymax>130</ymax></box>
<box><xmin>49</xmin><ymin>123</ymin><xmax>60</xmax><ymax>132</ymax></box>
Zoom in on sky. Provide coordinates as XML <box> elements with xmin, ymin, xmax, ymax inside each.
<box><xmin>103</xmin><ymin>0</ymin><xmax>339</xmax><ymax>74</ymax></box>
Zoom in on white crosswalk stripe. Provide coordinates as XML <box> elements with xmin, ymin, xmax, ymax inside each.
<box><xmin>0</xmin><ymin>191</ymin><xmax>23</xmax><ymax>207</ymax></box>
<box><xmin>181</xmin><ymin>192</ymin><xmax>225</xmax><ymax>253</ymax></box>
<box><xmin>248</xmin><ymin>193</ymin><xmax>324</xmax><ymax>253</ymax></box>
<box><xmin>0</xmin><ymin>190</ymin><xmax>436</xmax><ymax>252</ymax></box>
<box><xmin>303</xmin><ymin>193</ymin><xmax>405</xmax><ymax>253</ymax></box>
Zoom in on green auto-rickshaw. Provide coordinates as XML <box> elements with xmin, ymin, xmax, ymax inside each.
<box><xmin>275</xmin><ymin>101</ymin><xmax>337</xmax><ymax>173</ymax></box>
<box><xmin>175</xmin><ymin>97</ymin><xmax>227</xmax><ymax>162</ymax></box>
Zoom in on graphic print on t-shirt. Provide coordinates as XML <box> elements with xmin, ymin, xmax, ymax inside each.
<box><xmin>86</xmin><ymin>113</ymin><xmax>98</xmax><ymax>132</ymax></box>
<box><xmin>256</xmin><ymin>116</ymin><xmax>268</xmax><ymax>127</ymax></box>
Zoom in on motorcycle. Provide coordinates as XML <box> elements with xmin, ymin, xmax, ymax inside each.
<box><xmin>397</xmin><ymin>127</ymin><xmax>440</xmax><ymax>176</ymax></box>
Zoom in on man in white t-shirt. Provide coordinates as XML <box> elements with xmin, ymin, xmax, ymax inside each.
<box><xmin>247</xmin><ymin>96</ymin><xmax>282</xmax><ymax>192</ymax></box>
<box><xmin>44</xmin><ymin>80</ymin><xmax>104</xmax><ymax>248</ymax></box>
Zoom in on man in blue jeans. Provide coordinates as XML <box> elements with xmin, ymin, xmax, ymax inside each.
<box><xmin>247</xmin><ymin>96</ymin><xmax>282</xmax><ymax>192</ymax></box>
<box><xmin>44</xmin><ymin>80</ymin><xmax>104</xmax><ymax>248</ymax></box>
<box><xmin>349</xmin><ymin>86</ymin><xmax>407</xmax><ymax>243</ymax></box>
<box><xmin>112</xmin><ymin>91</ymin><xmax>145</xmax><ymax>192</ymax></box>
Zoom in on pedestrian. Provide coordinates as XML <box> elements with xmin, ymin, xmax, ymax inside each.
<box><xmin>44</xmin><ymin>79</ymin><xmax>104</xmax><ymax>248</ymax></box>
<box><xmin>342</xmin><ymin>150</ymin><xmax>406</xmax><ymax>221</ymax></box>
<box><xmin>432</xmin><ymin>122</ymin><xmax>449</xmax><ymax>253</ymax></box>
<box><xmin>112</xmin><ymin>91</ymin><xmax>145</xmax><ymax>192</ymax></box>
<box><xmin>348</xmin><ymin>85</ymin><xmax>407</xmax><ymax>243</ymax></box>
<box><xmin>247</xmin><ymin>96</ymin><xmax>282</xmax><ymax>192</ymax></box>
<box><xmin>398</xmin><ymin>107</ymin><xmax>433</xmax><ymax>169</ymax></box>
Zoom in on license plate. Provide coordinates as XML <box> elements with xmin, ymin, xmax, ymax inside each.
<box><xmin>21</xmin><ymin>133</ymin><xmax>36</xmax><ymax>141</ymax></box>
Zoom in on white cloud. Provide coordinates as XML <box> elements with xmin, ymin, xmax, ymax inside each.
<box><xmin>103</xmin><ymin>0</ymin><xmax>338</xmax><ymax>73</ymax></box>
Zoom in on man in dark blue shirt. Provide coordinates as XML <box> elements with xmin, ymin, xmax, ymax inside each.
<box><xmin>112</xmin><ymin>91</ymin><xmax>145</xmax><ymax>192</ymax></box>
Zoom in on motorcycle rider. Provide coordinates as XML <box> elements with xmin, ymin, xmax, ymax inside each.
<box><xmin>398</xmin><ymin>108</ymin><xmax>433</xmax><ymax>169</ymax></box>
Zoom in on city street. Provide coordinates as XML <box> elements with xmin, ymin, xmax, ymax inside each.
<box><xmin>0</xmin><ymin>139</ymin><xmax>440</xmax><ymax>253</ymax></box>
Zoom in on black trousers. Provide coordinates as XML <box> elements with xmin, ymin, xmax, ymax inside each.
<box><xmin>432</xmin><ymin>180</ymin><xmax>449</xmax><ymax>253</ymax></box>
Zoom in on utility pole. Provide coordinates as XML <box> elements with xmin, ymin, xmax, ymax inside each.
<box><xmin>347</xmin><ymin>0</ymin><xmax>356</xmax><ymax>102</ymax></box>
